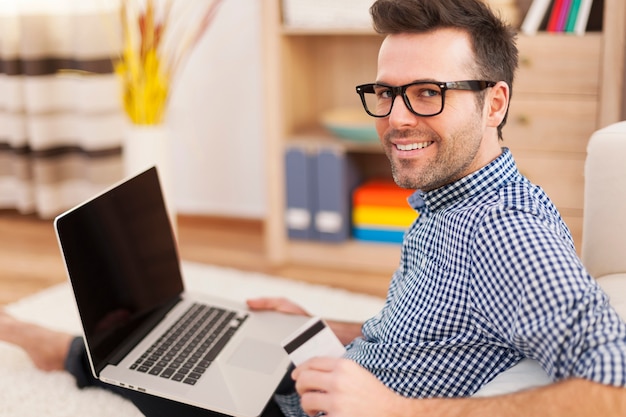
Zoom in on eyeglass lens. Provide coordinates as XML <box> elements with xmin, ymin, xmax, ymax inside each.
<box><xmin>364</xmin><ymin>83</ymin><xmax>444</xmax><ymax>117</ymax></box>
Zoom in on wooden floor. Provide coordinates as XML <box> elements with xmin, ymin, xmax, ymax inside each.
<box><xmin>0</xmin><ymin>210</ymin><xmax>392</xmax><ymax>305</ymax></box>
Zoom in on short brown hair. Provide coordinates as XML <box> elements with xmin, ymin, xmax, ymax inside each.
<box><xmin>370</xmin><ymin>0</ymin><xmax>518</xmax><ymax>140</ymax></box>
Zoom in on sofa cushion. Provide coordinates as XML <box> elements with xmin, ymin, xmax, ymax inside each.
<box><xmin>474</xmin><ymin>358</ymin><xmax>550</xmax><ymax>397</ymax></box>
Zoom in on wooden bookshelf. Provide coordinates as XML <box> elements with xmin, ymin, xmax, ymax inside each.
<box><xmin>261</xmin><ymin>0</ymin><xmax>625</xmax><ymax>272</ymax></box>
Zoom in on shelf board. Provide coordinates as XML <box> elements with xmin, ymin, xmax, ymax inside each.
<box><xmin>282</xmin><ymin>26</ymin><xmax>378</xmax><ymax>36</ymax></box>
<box><xmin>286</xmin><ymin>239</ymin><xmax>401</xmax><ymax>273</ymax></box>
<box><xmin>287</xmin><ymin>129</ymin><xmax>383</xmax><ymax>153</ymax></box>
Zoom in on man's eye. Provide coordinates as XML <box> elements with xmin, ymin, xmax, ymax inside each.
<box><xmin>419</xmin><ymin>88</ymin><xmax>440</xmax><ymax>98</ymax></box>
<box><xmin>376</xmin><ymin>89</ymin><xmax>393</xmax><ymax>99</ymax></box>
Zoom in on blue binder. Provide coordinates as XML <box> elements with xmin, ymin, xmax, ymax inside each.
<box><xmin>315</xmin><ymin>146</ymin><xmax>360</xmax><ymax>242</ymax></box>
<box><xmin>284</xmin><ymin>144</ymin><xmax>317</xmax><ymax>240</ymax></box>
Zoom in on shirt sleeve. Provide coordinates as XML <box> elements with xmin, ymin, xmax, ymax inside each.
<box><xmin>469</xmin><ymin>205</ymin><xmax>626</xmax><ymax>387</ymax></box>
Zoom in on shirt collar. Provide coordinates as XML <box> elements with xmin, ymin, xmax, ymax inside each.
<box><xmin>409</xmin><ymin>147</ymin><xmax>519</xmax><ymax>213</ymax></box>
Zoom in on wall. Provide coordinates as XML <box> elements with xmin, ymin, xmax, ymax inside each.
<box><xmin>168</xmin><ymin>0</ymin><xmax>266</xmax><ymax>219</ymax></box>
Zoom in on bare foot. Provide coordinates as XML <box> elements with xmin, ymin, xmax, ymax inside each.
<box><xmin>0</xmin><ymin>309</ymin><xmax>74</xmax><ymax>371</ymax></box>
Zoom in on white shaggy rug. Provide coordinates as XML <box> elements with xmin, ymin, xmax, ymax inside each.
<box><xmin>0</xmin><ymin>261</ymin><xmax>385</xmax><ymax>417</ymax></box>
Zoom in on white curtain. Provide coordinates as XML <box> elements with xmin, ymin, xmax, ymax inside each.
<box><xmin>0</xmin><ymin>0</ymin><xmax>124</xmax><ymax>218</ymax></box>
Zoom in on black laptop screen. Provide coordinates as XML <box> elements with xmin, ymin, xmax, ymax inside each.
<box><xmin>56</xmin><ymin>167</ymin><xmax>183</xmax><ymax>374</ymax></box>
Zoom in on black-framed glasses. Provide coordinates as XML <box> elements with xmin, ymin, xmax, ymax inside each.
<box><xmin>355</xmin><ymin>80</ymin><xmax>496</xmax><ymax>118</ymax></box>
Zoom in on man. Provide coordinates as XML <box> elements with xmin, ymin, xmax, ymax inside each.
<box><xmin>256</xmin><ymin>0</ymin><xmax>625</xmax><ymax>415</ymax></box>
<box><xmin>2</xmin><ymin>0</ymin><xmax>625</xmax><ymax>416</ymax></box>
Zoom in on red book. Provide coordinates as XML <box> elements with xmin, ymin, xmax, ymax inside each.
<box><xmin>352</xmin><ymin>180</ymin><xmax>415</xmax><ymax>208</ymax></box>
<box><xmin>547</xmin><ymin>0</ymin><xmax>565</xmax><ymax>32</ymax></box>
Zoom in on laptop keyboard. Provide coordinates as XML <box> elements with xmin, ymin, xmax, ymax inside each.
<box><xmin>130</xmin><ymin>303</ymin><xmax>248</xmax><ymax>385</ymax></box>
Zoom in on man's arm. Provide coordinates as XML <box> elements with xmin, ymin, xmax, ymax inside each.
<box><xmin>419</xmin><ymin>378</ymin><xmax>626</xmax><ymax>417</ymax></box>
<box><xmin>292</xmin><ymin>357</ymin><xmax>626</xmax><ymax>417</ymax></box>
<box><xmin>325</xmin><ymin>319</ymin><xmax>363</xmax><ymax>345</ymax></box>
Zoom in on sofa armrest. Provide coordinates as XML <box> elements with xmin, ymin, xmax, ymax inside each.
<box><xmin>582</xmin><ymin>122</ymin><xmax>626</xmax><ymax>278</ymax></box>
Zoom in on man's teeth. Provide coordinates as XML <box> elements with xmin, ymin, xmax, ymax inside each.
<box><xmin>396</xmin><ymin>142</ymin><xmax>431</xmax><ymax>151</ymax></box>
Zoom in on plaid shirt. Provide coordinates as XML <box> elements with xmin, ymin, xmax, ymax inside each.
<box><xmin>277</xmin><ymin>148</ymin><xmax>626</xmax><ymax>416</ymax></box>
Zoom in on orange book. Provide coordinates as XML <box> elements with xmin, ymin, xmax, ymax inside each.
<box><xmin>352</xmin><ymin>180</ymin><xmax>415</xmax><ymax>208</ymax></box>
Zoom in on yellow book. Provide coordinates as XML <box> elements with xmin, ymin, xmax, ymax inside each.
<box><xmin>352</xmin><ymin>205</ymin><xmax>418</xmax><ymax>227</ymax></box>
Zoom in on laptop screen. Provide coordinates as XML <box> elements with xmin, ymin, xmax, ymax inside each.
<box><xmin>55</xmin><ymin>167</ymin><xmax>184</xmax><ymax>374</ymax></box>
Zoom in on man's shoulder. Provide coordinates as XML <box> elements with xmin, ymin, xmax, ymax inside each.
<box><xmin>454</xmin><ymin>176</ymin><xmax>567</xmax><ymax>239</ymax></box>
<box><xmin>471</xmin><ymin>178</ymin><xmax>573</xmax><ymax>246</ymax></box>
<box><xmin>497</xmin><ymin>177</ymin><xmax>559</xmax><ymax>218</ymax></box>
<box><xmin>455</xmin><ymin>176</ymin><xmax>553</xmax><ymax>218</ymax></box>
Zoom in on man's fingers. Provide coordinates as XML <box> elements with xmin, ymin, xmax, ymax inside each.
<box><xmin>292</xmin><ymin>356</ymin><xmax>341</xmax><ymax>380</ymax></box>
<box><xmin>245</xmin><ymin>297</ymin><xmax>277</xmax><ymax>310</ymax></box>
<box><xmin>299</xmin><ymin>390</ymin><xmax>328</xmax><ymax>417</ymax></box>
<box><xmin>246</xmin><ymin>297</ymin><xmax>310</xmax><ymax>315</ymax></box>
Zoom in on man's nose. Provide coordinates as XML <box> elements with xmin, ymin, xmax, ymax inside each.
<box><xmin>388</xmin><ymin>95</ymin><xmax>416</xmax><ymax>127</ymax></box>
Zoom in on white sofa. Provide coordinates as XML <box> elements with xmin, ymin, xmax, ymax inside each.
<box><xmin>582</xmin><ymin>121</ymin><xmax>626</xmax><ymax>318</ymax></box>
<box><xmin>476</xmin><ymin>122</ymin><xmax>626</xmax><ymax>396</ymax></box>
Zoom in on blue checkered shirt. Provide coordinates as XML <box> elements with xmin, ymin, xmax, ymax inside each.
<box><xmin>276</xmin><ymin>148</ymin><xmax>626</xmax><ymax>416</ymax></box>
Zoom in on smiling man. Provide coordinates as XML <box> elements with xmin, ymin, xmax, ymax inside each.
<box><xmin>254</xmin><ymin>0</ymin><xmax>626</xmax><ymax>416</ymax></box>
<box><xmin>363</xmin><ymin>29</ymin><xmax>507</xmax><ymax>192</ymax></box>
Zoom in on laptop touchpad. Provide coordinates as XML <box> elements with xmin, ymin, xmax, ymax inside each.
<box><xmin>227</xmin><ymin>338</ymin><xmax>285</xmax><ymax>374</ymax></box>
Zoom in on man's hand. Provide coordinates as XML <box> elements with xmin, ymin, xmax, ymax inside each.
<box><xmin>291</xmin><ymin>357</ymin><xmax>404</xmax><ymax>417</ymax></box>
<box><xmin>291</xmin><ymin>357</ymin><xmax>626</xmax><ymax>417</ymax></box>
<box><xmin>246</xmin><ymin>297</ymin><xmax>311</xmax><ymax>316</ymax></box>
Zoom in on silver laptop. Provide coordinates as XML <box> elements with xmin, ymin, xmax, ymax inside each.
<box><xmin>54</xmin><ymin>166</ymin><xmax>309</xmax><ymax>417</ymax></box>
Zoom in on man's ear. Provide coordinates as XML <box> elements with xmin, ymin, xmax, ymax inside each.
<box><xmin>486</xmin><ymin>81</ymin><xmax>510</xmax><ymax>128</ymax></box>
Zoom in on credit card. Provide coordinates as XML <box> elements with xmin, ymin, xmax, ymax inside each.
<box><xmin>281</xmin><ymin>317</ymin><xmax>346</xmax><ymax>366</ymax></box>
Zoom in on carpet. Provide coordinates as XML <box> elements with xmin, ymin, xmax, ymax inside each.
<box><xmin>0</xmin><ymin>261</ymin><xmax>385</xmax><ymax>417</ymax></box>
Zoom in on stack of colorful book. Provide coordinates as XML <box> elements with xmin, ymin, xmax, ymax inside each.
<box><xmin>520</xmin><ymin>0</ymin><xmax>602</xmax><ymax>35</ymax></box>
<box><xmin>351</xmin><ymin>180</ymin><xmax>418</xmax><ymax>244</ymax></box>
